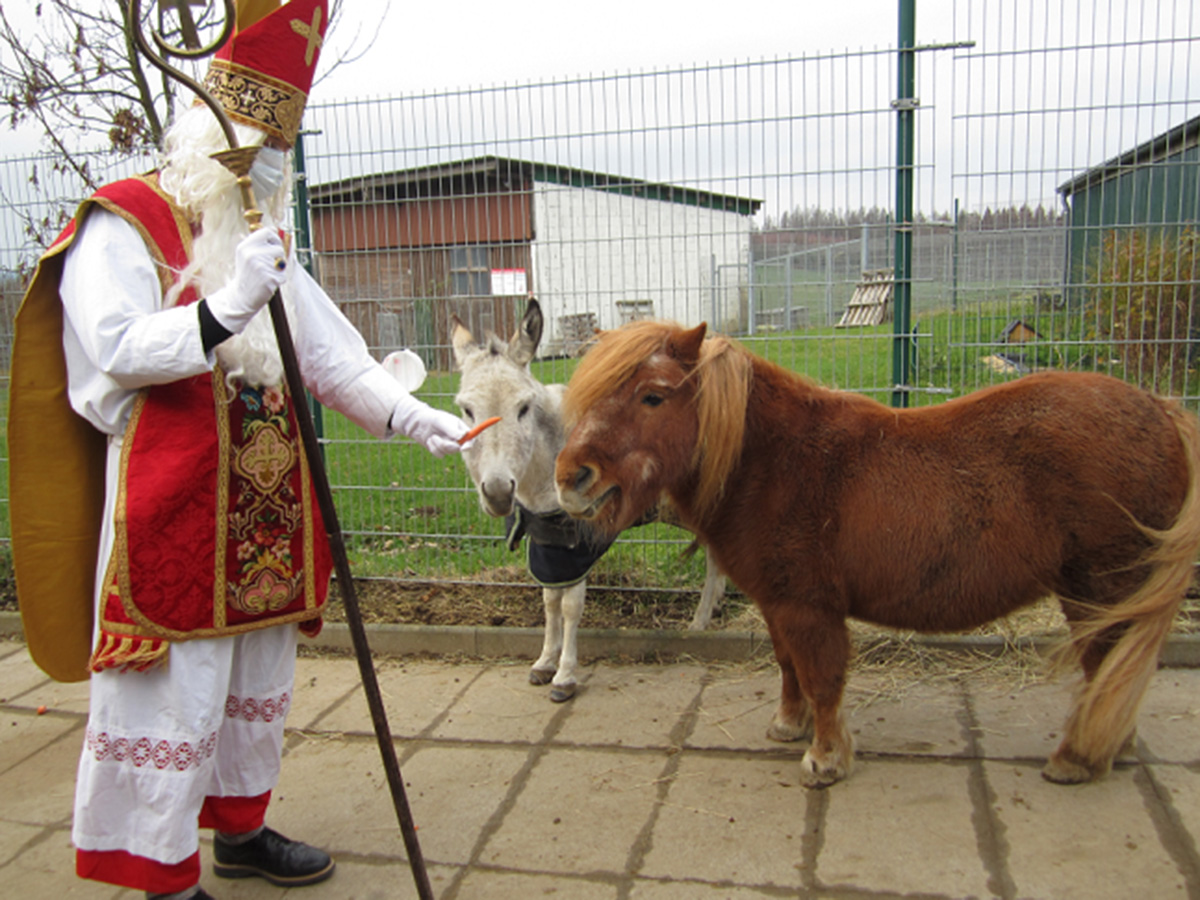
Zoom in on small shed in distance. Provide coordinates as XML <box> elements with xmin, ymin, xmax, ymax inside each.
<box><xmin>999</xmin><ymin>319</ymin><xmax>1042</xmax><ymax>345</ymax></box>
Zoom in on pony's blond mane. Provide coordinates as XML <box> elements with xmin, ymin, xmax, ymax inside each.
<box><xmin>565</xmin><ymin>321</ymin><xmax>752</xmax><ymax>521</ymax></box>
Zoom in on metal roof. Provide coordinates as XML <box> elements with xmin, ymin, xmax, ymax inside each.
<box><xmin>309</xmin><ymin>155</ymin><xmax>762</xmax><ymax>216</ymax></box>
<box><xmin>1057</xmin><ymin>115</ymin><xmax>1200</xmax><ymax>199</ymax></box>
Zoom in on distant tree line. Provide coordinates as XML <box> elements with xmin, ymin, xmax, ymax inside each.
<box><xmin>752</xmin><ymin>204</ymin><xmax>1067</xmax><ymax>259</ymax></box>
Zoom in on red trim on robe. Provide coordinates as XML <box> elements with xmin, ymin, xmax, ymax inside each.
<box><xmin>199</xmin><ymin>790</ymin><xmax>272</xmax><ymax>833</ymax></box>
<box><xmin>77</xmin><ymin>847</ymin><xmax>200</xmax><ymax>894</ymax></box>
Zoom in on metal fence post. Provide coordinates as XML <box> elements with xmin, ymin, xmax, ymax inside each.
<box><xmin>892</xmin><ymin>0</ymin><xmax>916</xmax><ymax>408</ymax></box>
<box><xmin>291</xmin><ymin>130</ymin><xmax>326</xmax><ymax>460</ymax></box>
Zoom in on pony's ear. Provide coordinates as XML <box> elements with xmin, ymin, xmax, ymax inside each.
<box><xmin>451</xmin><ymin>315</ymin><xmax>476</xmax><ymax>367</ymax></box>
<box><xmin>509</xmin><ymin>298</ymin><xmax>544</xmax><ymax>367</ymax></box>
<box><xmin>668</xmin><ymin>323</ymin><xmax>708</xmax><ymax>365</ymax></box>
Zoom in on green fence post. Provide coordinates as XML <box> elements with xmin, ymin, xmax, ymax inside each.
<box><xmin>892</xmin><ymin>0</ymin><xmax>916</xmax><ymax>408</ymax></box>
<box><xmin>291</xmin><ymin>129</ymin><xmax>326</xmax><ymax>461</ymax></box>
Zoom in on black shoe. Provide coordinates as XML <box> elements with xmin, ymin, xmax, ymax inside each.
<box><xmin>212</xmin><ymin>826</ymin><xmax>335</xmax><ymax>887</ymax></box>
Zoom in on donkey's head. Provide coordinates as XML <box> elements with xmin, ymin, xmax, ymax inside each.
<box><xmin>452</xmin><ymin>299</ymin><xmax>566</xmax><ymax>517</ymax></box>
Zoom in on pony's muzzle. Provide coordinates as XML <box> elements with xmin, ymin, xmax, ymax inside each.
<box><xmin>557</xmin><ymin>464</ymin><xmax>605</xmax><ymax>518</ymax></box>
<box><xmin>566</xmin><ymin>464</ymin><xmax>597</xmax><ymax>495</ymax></box>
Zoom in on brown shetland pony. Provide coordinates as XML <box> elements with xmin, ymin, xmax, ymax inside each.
<box><xmin>554</xmin><ymin>320</ymin><xmax>1200</xmax><ymax>788</ymax></box>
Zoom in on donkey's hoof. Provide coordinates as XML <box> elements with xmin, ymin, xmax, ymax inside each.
<box><xmin>549</xmin><ymin>684</ymin><xmax>576</xmax><ymax>702</ymax></box>
<box><xmin>529</xmin><ymin>667</ymin><xmax>555</xmax><ymax>686</ymax></box>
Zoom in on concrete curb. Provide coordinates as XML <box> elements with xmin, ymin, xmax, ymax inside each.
<box><xmin>310</xmin><ymin>621</ymin><xmax>779</xmax><ymax>661</ymax></box>
<box><xmin>4</xmin><ymin>610</ymin><xmax>1200</xmax><ymax>666</ymax></box>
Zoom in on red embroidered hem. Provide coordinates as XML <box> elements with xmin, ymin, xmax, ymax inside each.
<box><xmin>76</xmin><ymin>847</ymin><xmax>199</xmax><ymax>893</ymax></box>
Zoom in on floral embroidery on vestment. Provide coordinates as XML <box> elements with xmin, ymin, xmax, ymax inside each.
<box><xmin>227</xmin><ymin>384</ymin><xmax>304</xmax><ymax>616</ymax></box>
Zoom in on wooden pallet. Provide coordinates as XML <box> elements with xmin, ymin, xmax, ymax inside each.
<box><xmin>835</xmin><ymin>270</ymin><xmax>894</xmax><ymax>328</ymax></box>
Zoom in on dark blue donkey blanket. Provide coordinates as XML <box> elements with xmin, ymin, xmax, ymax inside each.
<box><xmin>504</xmin><ymin>503</ymin><xmax>619</xmax><ymax>588</ymax></box>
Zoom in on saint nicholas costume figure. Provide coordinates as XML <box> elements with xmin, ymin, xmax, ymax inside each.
<box><xmin>7</xmin><ymin>2</ymin><xmax>467</xmax><ymax>898</ymax></box>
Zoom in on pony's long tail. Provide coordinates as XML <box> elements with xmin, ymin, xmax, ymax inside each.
<box><xmin>1060</xmin><ymin>404</ymin><xmax>1200</xmax><ymax>777</ymax></box>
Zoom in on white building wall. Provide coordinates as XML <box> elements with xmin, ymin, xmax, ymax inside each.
<box><xmin>530</xmin><ymin>180</ymin><xmax>751</xmax><ymax>347</ymax></box>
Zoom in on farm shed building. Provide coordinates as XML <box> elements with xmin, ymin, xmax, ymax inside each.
<box><xmin>1057</xmin><ymin>115</ymin><xmax>1200</xmax><ymax>284</ymax></box>
<box><xmin>307</xmin><ymin>156</ymin><xmax>761</xmax><ymax>368</ymax></box>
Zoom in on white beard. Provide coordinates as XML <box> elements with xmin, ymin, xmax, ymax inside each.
<box><xmin>158</xmin><ymin>106</ymin><xmax>294</xmax><ymax>390</ymax></box>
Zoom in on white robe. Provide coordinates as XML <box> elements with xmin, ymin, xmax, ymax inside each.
<box><xmin>62</xmin><ymin>207</ymin><xmax>403</xmax><ymax>865</ymax></box>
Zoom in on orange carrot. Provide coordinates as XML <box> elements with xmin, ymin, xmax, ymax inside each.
<box><xmin>458</xmin><ymin>416</ymin><xmax>502</xmax><ymax>444</ymax></box>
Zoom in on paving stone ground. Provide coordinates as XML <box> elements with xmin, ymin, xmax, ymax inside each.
<box><xmin>3</xmin><ymin>637</ymin><xmax>1200</xmax><ymax>899</ymax></box>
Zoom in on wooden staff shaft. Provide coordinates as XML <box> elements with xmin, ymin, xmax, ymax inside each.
<box><xmin>267</xmin><ymin>293</ymin><xmax>434</xmax><ymax>899</ymax></box>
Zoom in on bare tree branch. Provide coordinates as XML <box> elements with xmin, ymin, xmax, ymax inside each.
<box><xmin>3</xmin><ymin>1</ymin><xmax>378</xmax><ymax>153</ymax></box>
<box><xmin>1</xmin><ymin>0</ymin><xmax>370</xmax><ymax>252</ymax></box>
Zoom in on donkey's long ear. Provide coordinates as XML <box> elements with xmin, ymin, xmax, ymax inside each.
<box><xmin>509</xmin><ymin>298</ymin><xmax>544</xmax><ymax>367</ymax></box>
<box><xmin>451</xmin><ymin>314</ymin><xmax>476</xmax><ymax>367</ymax></box>
<box><xmin>668</xmin><ymin>322</ymin><xmax>707</xmax><ymax>366</ymax></box>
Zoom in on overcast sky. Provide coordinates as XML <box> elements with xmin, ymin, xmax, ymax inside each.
<box><xmin>1</xmin><ymin>0</ymin><xmax>1194</xmax><ymax>232</ymax></box>
<box><xmin>0</xmin><ymin>0</ymin><xmax>953</xmax><ymax>158</ymax></box>
<box><xmin>6</xmin><ymin>0</ymin><xmax>1190</xmax><ymax>156</ymax></box>
<box><xmin>315</xmin><ymin>0</ymin><xmax>950</xmax><ymax>99</ymax></box>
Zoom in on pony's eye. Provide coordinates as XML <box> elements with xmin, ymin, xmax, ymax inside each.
<box><xmin>642</xmin><ymin>393</ymin><xmax>664</xmax><ymax>407</ymax></box>
<box><xmin>518</xmin><ymin>403</ymin><xmax>531</xmax><ymax>419</ymax></box>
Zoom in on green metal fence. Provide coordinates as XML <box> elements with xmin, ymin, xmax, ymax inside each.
<box><xmin>1</xmin><ymin>0</ymin><xmax>1197</xmax><ymax>599</ymax></box>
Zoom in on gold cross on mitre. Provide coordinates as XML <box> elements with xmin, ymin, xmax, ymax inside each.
<box><xmin>291</xmin><ymin>5</ymin><xmax>324</xmax><ymax>67</ymax></box>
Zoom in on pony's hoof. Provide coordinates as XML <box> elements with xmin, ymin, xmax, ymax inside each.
<box><xmin>549</xmin><ymin>684</ymin><xmax>576</xmax><ymax>702</ymax></box>
<box><xmin>529</xmin><ymin>667</ymin><xmax>555</xmax><ymax>686</ymax></box>
<box><xmin>1043</xmin><ymin>744</ymin><xmax>1110</xmax><ymax>784</ymax></box>
<box><xmin>1041</xmin><ymin>756</ymin><xmax>1098</xmax><ymax>784</ymax></box>
<box><xmin>766</xmin><ymin>714</ymin><xmax>812</xmax><ymax>743</ymax></box>
<box><xmin>798</xmin><ymin>749</ymin><xmax>849</xmax><ymax>788</ymax></box>
<box><xmin>766</xmin><ymin>723</ymin><xmax>804</xmax><ymax>743</ymax></box>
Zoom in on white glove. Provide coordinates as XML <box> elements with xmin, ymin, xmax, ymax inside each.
<box><xmin>206</xmin><ymin>228</ymin><xmax>288</xmax><ymax>333</ymax></box>
<box><xmin>391</xmin><ymin>393</ymin><xmax>469</xmax><ymax>458</ymax></box>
